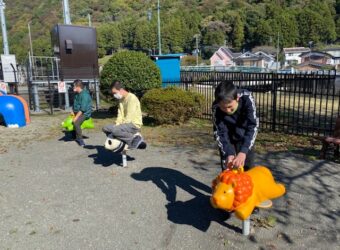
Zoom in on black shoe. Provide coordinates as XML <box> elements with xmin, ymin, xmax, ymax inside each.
<box><xmin>138</xmin><ymin>141</ymin><xmax>147</xmax><ymax>149</ymax></box>
<box><xmin>76</xmin><ymin>139</ymin><xmax>85</xmax><ymax>147</ymax></box>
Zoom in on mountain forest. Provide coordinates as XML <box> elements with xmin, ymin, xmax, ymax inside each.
<box><xmin>2</xmin><ymin>0</ymin><xmax>340</xmax><ymax>62</ymax></box>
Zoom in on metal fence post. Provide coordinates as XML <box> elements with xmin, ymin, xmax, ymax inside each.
<box><xmin>64</xmin><ymin>81</ymin><xmax>70</xmax><ymax>110</ymax></box>
<box><xmin>95</xmin><ymin>78</ymin><xmax>100</xmax><ymax>111</ymax></box>
<box><xmin>32</xmin><ymin>83</ymin><xmax>40</xmax><ymax>112</ymax></box>
<box><xmin>47</xmin><ymin>75</ymin><xmax>54</xmax><ymax>115</ymax></box>
<box><xmin>271</xmin><ymin>73</ymin><xmax>277</xmax><ymax>132</ymax></box>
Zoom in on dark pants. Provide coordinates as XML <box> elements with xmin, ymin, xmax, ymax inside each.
<box><xmin>102</xmin><ymin>123</ymin><xmax>140</xmax><ymax>147</ymax></box>
<box><xmin>72</xmin><ymin>113</ymin><xmax>86</xmax><ymax>140</ymax></box>
<box><xmin>220</xmin><ymin>142</ymin><xmax>255</xmax><ymax>171</ymax></box>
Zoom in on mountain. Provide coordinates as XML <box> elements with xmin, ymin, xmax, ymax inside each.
<box><xmin>1</xmin><ymin>0</ymin><xmax>339</xmax><ymax>63</ymax></box>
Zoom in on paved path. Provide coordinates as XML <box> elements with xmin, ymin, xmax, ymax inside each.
<box><xmin>0</xmin><ymin>133</ymin><xmax>339</xmax><ymax>250</ymax></box>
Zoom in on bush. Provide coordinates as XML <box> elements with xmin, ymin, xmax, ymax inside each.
<box><xmin>142</xmin><ymin>87</ymin><xmax>205</xmax><ymax>125</ymax></box>
<box><xmin>181</xmin><ymin>55</ymin><xmax>203</xmax><ymax>66</ymax></box>
<box><xmin>100</xmin><ymin>51</ymin><xmax>161</xmax><ymax>97</ymax></box>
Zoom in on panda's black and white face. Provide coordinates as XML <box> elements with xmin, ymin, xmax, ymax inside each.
<box><xmin>104</xmin><ymin>138</ymin><xmax>126</xmax><ymax>153</ymax></box>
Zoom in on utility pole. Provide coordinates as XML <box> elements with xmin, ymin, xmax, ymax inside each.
<box><xmin>157</xmin><ymin>0</ymin><xmax>162</xmax><ymax>55</ymax></box>
<box><xmin>62</xmin><ymin>0</ymin><xmax>71</xmax><ymax>25</ymax></box>
<box><xmin>0</xmin><ymin>0</ymin><xmax>9</xmax><ymax>55</ymax></box>
<box><xmin>88</xmin><ymin>13</ymin><xmax>92</xmax><ymax>27</ymax></box>
<box><xmin>28</xmin><ymin>22</ymin><xmax>34</xmax><ymax>56</ymax></box>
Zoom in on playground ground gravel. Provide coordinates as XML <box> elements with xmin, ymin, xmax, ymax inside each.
<box><xmin>0</xmin><ymin>114</ymin><xmax>339</xmax><ymax>250</ymax></box>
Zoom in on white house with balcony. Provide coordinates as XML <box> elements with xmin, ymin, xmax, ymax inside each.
<box><xmin>283</xmin><ymin>47</ymin><xmax>311</xmax><ymax>67</ymax></box>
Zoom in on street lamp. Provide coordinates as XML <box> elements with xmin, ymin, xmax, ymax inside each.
<box><xmin>157</xmin><ymin>0</ymin><xmax>161</xmax><ymax>55</ymax></box>
<box><xmin>62</xmin><ymin>0</ymin><xmax>71</xmax><ymax>25</ymax></box>
<box><xmin>28</xmin><ymin>21</ymin><xmax>34</xmax><ymax>57</ymax></box>
<box><xmin>147</xmin><ymin>1</ymin><xmax>162</xmax><ymax>55</ymax></box>
<box><xmin>0</xmin><ymin>0</ymin><xmax>9</xmax><ymax>55</ymax></box>
<box><xmin>194</xmin><ymin>34</ymin><xmax>200</xmax><ymax>66</ymax></box>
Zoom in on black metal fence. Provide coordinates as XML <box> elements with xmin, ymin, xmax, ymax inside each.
<box><xmin>164</xmin><ymin>71</ymin><xmax>339</xmax><ymax>137</ymax></box>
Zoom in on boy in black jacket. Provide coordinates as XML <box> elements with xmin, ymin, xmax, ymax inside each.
<box><xmin>213</xmin><ymin>81</ymin><xmax>258</xmax><ymax>171</ymax></box>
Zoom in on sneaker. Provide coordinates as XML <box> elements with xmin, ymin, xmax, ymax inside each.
<box><xmin>138</xmin><ymin>141</ymin><xmax>147</xmax><ymax>150</ymax></box>
<box><xmin>131</xmin><ymin>135</ymin><xmax>144</xmax><ymax>149</ymax></box>
<box><xmin>76</xmin><ymin>139</ymin><xmax>86</xmax><ymax>147</ymax></box>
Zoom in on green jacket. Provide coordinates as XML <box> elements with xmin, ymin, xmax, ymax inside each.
<box><xmin>73</xmin><ymin>89</ymin><xmax>92</xmax><ymax>118</ymax></box>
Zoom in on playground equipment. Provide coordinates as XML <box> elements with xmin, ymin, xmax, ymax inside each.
<box><xmin>211</xmin><ymin>166</ymin><xmax>285</xmax><ymax>235</ymax></box>
<box><xmin>0</xmin><ymin>92</ymin><xmax>29</xmax><ymax>128</ymax></box>
<box><xmin>61</xmin><ymin>115</ymin><xmax>94</xmax><ymax>131</ymax></box>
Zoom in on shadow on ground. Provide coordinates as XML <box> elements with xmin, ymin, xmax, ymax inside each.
<box><xmin>92</xmin><ymin>110</ymin><xmax>116</xmax><ymax>119</ymax></box>
<box><xmin>86</xmin><ymin>145</ymin><xmax>135</xmax><ymax>167</ymax></box>
<box><xmin>256</xmin><ymin>151</ymin><xmax>339</xmax><ymax>243</ymax></box>
<box><xmin>131</xmin><ymin>167</ymin><xmax>241</xmax><ymax>233</ymax></box>
<box><xmin>58</xmin><ymin>132</ymin><xmax>89</xmax><ymax>142</ymax></box>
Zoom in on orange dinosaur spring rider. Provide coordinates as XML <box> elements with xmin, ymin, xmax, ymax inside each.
<box><xmin>211</xmin><ymin>166</ymin><xmax>286</xmax><ymax>220</ymax></box>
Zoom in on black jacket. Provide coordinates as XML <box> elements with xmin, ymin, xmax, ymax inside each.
<box><xmin>213</xmin><ymin>89</ymin><xmax>258</xmax><ymax>159</ymax></box>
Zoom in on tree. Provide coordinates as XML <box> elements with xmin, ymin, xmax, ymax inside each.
<box><xmin>297</xmin><ymin>2</ymin><xmax>336</xmax><ymax>45</ymax></box>
<box><xmin>32</xmin><ymin>37</ymin><xmax>52</xmax><ymax>57</ymax></box>
<box><xmin>180</xmin><ymin>10</ymin><xmax>202</xmax><ymax>52</ymax></box>
<box><xmin>276</xmin><ymin>11</ymin><xmax>299</xmax><ymax>47</ymax></box>
<box><xmin>133</xmin><ymin>20</ymin><xmax>157</xmax><ymax>51</ymax></box>
<box><xmin>202</xmin><ymin>21</ymin><xmax>229</xmax><ymax>46</ymax></box>
<box><xmin>231</xmin><ymin>15</ymin><xmax>244</xmax><ymax>50</ymax></box>
<box><xmin>162</xmin><ymin>17</ymin><xmax>186</xmax><ymax>53</ymax></box>
<box><xmin>100</xmin><ymin>51</ymin><xmax>161</xmax><ymax>96</ymax></box>
<box><xmin>97</xmin><ymin>23</ymin><xmax>122</xmax><ymax>57</ymax></box>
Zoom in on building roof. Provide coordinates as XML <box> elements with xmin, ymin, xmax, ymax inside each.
<box><xmin>210</xmin><ymin>47</ymin><xmax>241</xmax><ymax>61</ymax></box>
<box><xmin>254</xmin><ymin>51</ymin><xmax>275</xmax><ymax>61</ymax></box>
<box><xmin>300</xmin><ymin>51</ymin><xmax>333</xmax><ymax>58</ymax></box>
<box><xmin>150</xmin><ymin>53</ymin><xmax>184</xmax><ymax>59</ymax></box>
<box><xmin>234</xmin><ymin>51</ymin><xmax>274</xmax><ymax>62</ymax></box>
<box><xmin>323</xmin><ymin>47</ymin><xmax>340</xmax><ymax>52</ymax></box>
<box><xmin>283</xmin><ymin>47</ymin><xmax>310</xmax><ymax>54</ymax></box>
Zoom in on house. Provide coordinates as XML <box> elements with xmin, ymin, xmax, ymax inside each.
<box><xmin>210</xmin><ymin>47</ymin><xmax>241</xmax><ymax>66</ymax></box>
<box><xmin>210</xmin><ymin>47</ymin><xmax>277</xmax><ymax>69</ymax></box>
<box><xmin>295</xmin><ymin>51</ymin><xmax>335</xmax><ymax>71</ymax></box>
<box><xmin>283</xmin><ymin>47</ymin><xmax>310</xmax><ymax>67</ymax></box>
<box><xmin>300</xmin><ymin>51</ymin><xmax>333</xmax><ymax>65</ymax></box>
<box><xmin>322</xmin><ymin>47</ymin><xmax>340</xmax><ymax>70</ymax></box>
<box><xmin>233</xmin><ymin>51</ymin><xmax>277</xmax><ymax>69</ymax></box>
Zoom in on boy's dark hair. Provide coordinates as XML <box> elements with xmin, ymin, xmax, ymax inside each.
<box><xmin>111</xmin><ymin>80</ymin><xmax>124</xmax><ymax>90</ymax></box>
<box><xmin>74</xmin><ymin>79</ymin><xmax>84</xmax><ymax>89</ymax></box>
<box><xmin>214</xmin><ymin>81</ymin><xmax>238</xmax><ymax>103</ymax></box>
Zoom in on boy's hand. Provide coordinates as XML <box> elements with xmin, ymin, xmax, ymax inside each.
<box><xmin>227</xmin><ymin>155</ymin><xmax>235</xmax><ymax>162</ymax></box>
<box><xmin>226</xmin><ymin>155</ymin><xmax>235</xmax><ymax>169</ymax></box>
<box><xmin>233</xmin><ymin>153</ymin><xmax>246</xmax><ymax>168</ymax></box>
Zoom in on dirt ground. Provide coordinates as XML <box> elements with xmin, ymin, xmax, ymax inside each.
<box><xmin>0</xmin><ymin>113</ymin><xmax>339</xmax><ymax>250</ymax></box>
